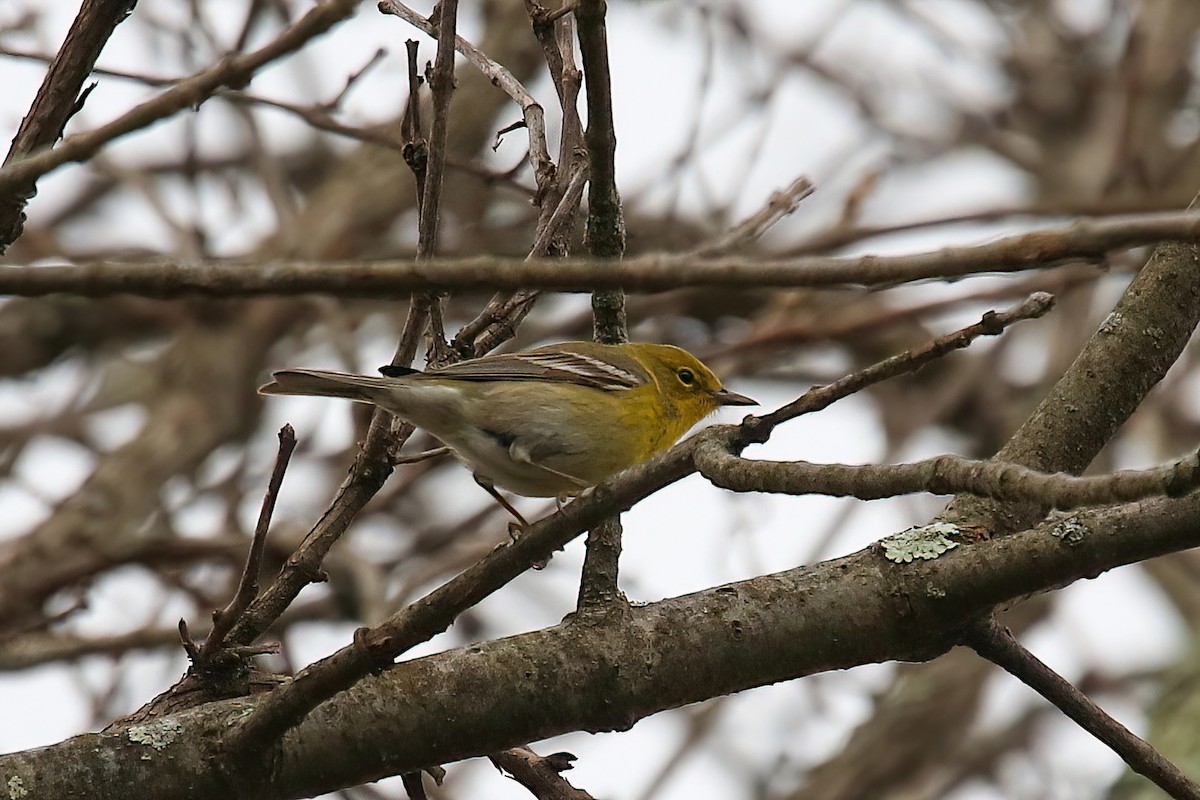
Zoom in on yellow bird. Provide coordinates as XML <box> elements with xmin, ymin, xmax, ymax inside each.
<box><xmin>260</xmin><ymin>341</ymin><xmax>755</xmax><ymax>522</ymax></box>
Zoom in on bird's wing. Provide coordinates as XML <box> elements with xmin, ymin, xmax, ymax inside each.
<box><xmin>423</xmin><ymin>346</ymin><xmax>649</xmax><ymax>391</ymax></box>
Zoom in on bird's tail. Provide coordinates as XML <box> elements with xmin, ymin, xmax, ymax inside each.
<box><xmin>258</xmin><ymin>369</ymin><xmax>405</xmax><ymax>404</ymax></box>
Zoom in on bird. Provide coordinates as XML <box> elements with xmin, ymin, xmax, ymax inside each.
<box><xmin>259</xmin><ymin>341</ymin><xmax>756</xmax><ymax>524</ymax></box>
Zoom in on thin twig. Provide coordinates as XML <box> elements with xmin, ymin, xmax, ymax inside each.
<box><xmin>748</xmin><ymin>292</ymin><xmax>1057</xmax><ymax>436</ymax></box>
<box><xmin>415</xmin><ymin>0</ymin><xmax>457</xmax><ymax>259</ymax></box>
<box><xmin>401</xmin><ymin>39</ymin><xmax>428</xmax><ymax>210</ymax></box>
<box><xmin>964</xmin><ymin>617</ymin><xmax>1200</xmax><ymax>800</ymax></box>
<box><xmin>538</xmin><ymin>1</ymin><xmax>579</xmax><ymax>26</ymax></box>
<box><xmin>690</xmin><ymin>175</ymin><xmax>816</xmax><ymax>257</ymax></box>
<box><xmin>328</xmin><ymin>47</ymin><xmax>387</xmax><ymax>110</ymax></box>
<box><xmin>529</xmin><ymin>162</ymin><xmax>589</xmax><ymax>256</ymax></box>
<box><xmin>394</xmin><ymin>446</ymin><xmax>451</xmax><ymax>465</ymax></box>
<box><xmin>491</xmin><ymin>746</ymin><xmax>594</xmax><ymax>800</ymax></box>
<box><xmin>0</xmin><ymin>45</ymin><xmax>179</xmax><ymax>87</ymax></box>
<box><xmin>199</xmin><ymin>424</ymin><xmax>297</xmax><ymax>659</ymax></box>
<box><xmin>379</xmin><ymin>0</ymin><xmax>554</xmax><ymax>190</ymax></box>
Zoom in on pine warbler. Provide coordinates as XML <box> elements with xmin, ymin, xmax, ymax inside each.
<box><xmin>259</xmin><ymin>341</ymin><xmax>755</xmax><ymax>509</ymax></box>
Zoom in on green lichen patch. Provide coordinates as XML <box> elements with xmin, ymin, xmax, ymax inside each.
<box><xmin>1049</xmin><ymin>516</ymin><xmax>1087</xmax><ymax>545</ymax></box>
<box><xmin>882</xmin><ymin>523</ymin><xmax>960</xmax><ymax>563</ymax></box>
<box><xmin>7</xmin><ymin>775</ymin><xmax>27</xmax><ymax>799</ymax></box>
<box><xmin>127</xmin><ymin>718</ymin><xmax>183</xmax><ymax>751</ymax></box>
<box><xmin>1098</xmin><ymin>311</ymin><xmax>1123</xmax><ymax>334</ymax></box>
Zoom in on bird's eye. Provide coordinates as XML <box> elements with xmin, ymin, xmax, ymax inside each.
<box><xmin>677</xmin><ymin>368</ymin><xmax>695</xmax><ymax>385</ymax></box>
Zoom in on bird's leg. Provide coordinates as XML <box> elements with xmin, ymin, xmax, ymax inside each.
<box><xmin>474</xmin><ymin>476</ymin><xmax>530</xmax><ymax>534</ymax></box>
<box><xmin>507</xmin><ymin>442</ymin><xmax>590</xmax><ymax>490</ymax></box>
<box><xmin>553</xmin><ymin>488</ymin><xmax>586</xmax><ymax>512</ymax></box>
<box><xmin>394</xmin><ymin>445</ymin><xmax>452</xmax><ymax>465</ymax></box>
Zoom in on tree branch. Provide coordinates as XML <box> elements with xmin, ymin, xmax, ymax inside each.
<box><xmin>576</xmin><ymin>0</ymin><xmax>627</xmax><ymax>611</ymax></box>
<box><xmin>4</xmin><ymin>211</ymin><xmax>1199</xmax><ymax>297</ymax></box>
<box><xmin>490</xmin><ymin>747</ymin><xmax>593</xmax><ymax>800</ymax></box>
<box><xmin>695</xmin><ymin>442</ymin><xmax>1200</xmax><ymax>508</ymax></box>
<box><xmin>0</xmin><ymin>0</ymin><xmax>361</xmax><ymax>197</ymax></box>
<box><xmin>0</xmin><ymin>0</ymin><xmax>137</xmax><ymax>252</ymax></box>
<box><xmin>413</xmin><ymin>0</ymin><xmax>458</xmax><ymax>262</ymax></box>
<box><xmin>192</xmin><ymin>425</ymin><xmax>296</xmax><ymax>667</ymax></box>
<box><xmin>9</xmin><ymin>489</ymin><xmax>1200</xmax><ymax>799</ymax></box>
<box><xmin>378</xmin><ymin>0</ymin><xmax>554</xmax><ymax>190</ymax></box>
<box><xmin>963</xmin><ymin>618</ymin><xmax>1200</xmax><ymax>800</ymax></box>
<box><xmin>792</xmin><ymin>194</ymin><xmax>1200</xmax><ymax>798</ymax></box>
<box><xmin>748</xmin><ymin>292</ymin><xmax>1055</xmax><ymax>436</ymax></box>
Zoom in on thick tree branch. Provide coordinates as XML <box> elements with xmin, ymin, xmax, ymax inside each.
<box><xmin>8</xmin><ymin>489</ymin><xmax>1200</xmax><ymax>799</ymax></box>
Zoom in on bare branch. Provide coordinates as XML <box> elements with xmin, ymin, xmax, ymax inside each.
<box><xmin>197</xmin><ymin>425</ymin><xmax>297</xmax><ymax>661</ymax></box>
<box><xmin>12</xmin><ymin>489</ymin><xmax>1200</xmax><ymax>798</ymax></box>
<box><xmin>750</xmin><ymin>293</ymin><xmax>1056</xmax><ymax>434</ymax></box>
<box><xmin>575</xmin><ymin>0</ymin><xmax>627</xmax><ymax>611</ymax></box>
<box><xmin>3</xmin><ymin>211</ymin><xmax>1197</xmax><ymax>297</ymax></box>
<box><xmin>0</xmin><ymin>0</ymin><xmax>137</xmax><ymax>252</ymax></box>
<box><xmin>491</xmin><ymin>747</ymin><xmax>594</xmax><ymax>800</ymax></box>
<box><xmin>576</xmin><ymin>517</ymin><xmax>624</xmax><ymax>610</ymax></box>
<box><xmin>577</xmin><ymin>0</ymin><xmax>626</xmax><ymax>345</ymax></box>
<box><xmin>0</xmin><ymin>0</ymin><xmax>361</xmax><ymax>197</ymax></box>
<box><xmin>414</xmin><ymin>0</ymin><xmax>458</xmax><ymax>262</ymax></box>
<box><xmin>379</xmin><ymin>0</ymin><xmax>554</xmax><ymax>193</ymax></box>
<box><xmin>695</xmin><ymin>441</ymin><xmax>1200</xmax><ymax>508</ymax></box>
<box><xmin>690</xmin><ymin>175</ymin><xmax>816</xmax><ymax>257</ymax></box>
<box><xmin>964</xmin><ymin>618</ymin><xmax>1200</xmax><ymax>800</ymax></box>
<box><xmin>403</xmin><ymin>0</ymin><xmax>460</xmax><ymax>365</ymax></box>
<box><xmin>401</xmin><ymin>39</ymin><xmax>428</xmax><ymax>206</ymax></box>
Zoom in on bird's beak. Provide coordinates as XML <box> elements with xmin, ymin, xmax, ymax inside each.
<box><xmin>713</xmin><ymin>388</ymin><xmax>757</xmax><ymax>406</ymax></box>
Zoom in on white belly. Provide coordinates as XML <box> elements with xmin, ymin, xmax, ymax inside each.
<box><xmin>378</xmin><ymin>383</ymin><xmax>571</xmax><ymax>497</ymax></box>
